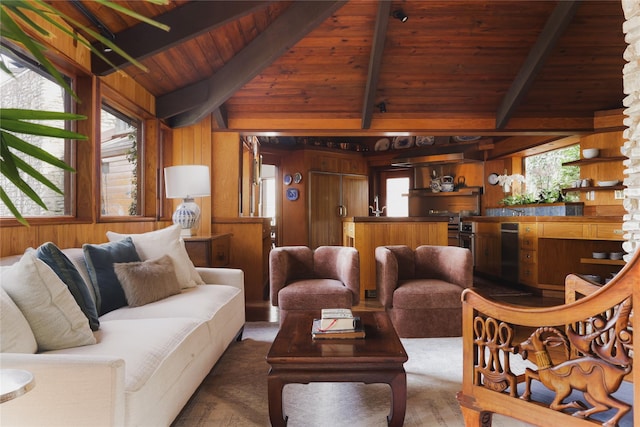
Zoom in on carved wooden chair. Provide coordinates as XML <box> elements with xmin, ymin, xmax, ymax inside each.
<box><xmin>457</xmin><ymin>250</ymin><xmax>637</xmax><ymax>427</ymax></box>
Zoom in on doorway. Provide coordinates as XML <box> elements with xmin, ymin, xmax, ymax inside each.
<box><xmin>260</xmin><ymin>163</ymin><xmax>278</xmax><ymax>247</ymax></box>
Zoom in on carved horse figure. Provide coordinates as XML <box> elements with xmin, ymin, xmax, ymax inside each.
<box><xmin>519</xmin><ymin>326</ymin><xmax>631</xmax><ymax>427</ymax></box>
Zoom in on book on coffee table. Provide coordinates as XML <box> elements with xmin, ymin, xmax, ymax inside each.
<box><xmin>312</xmin><ymin>318</ymin><xmax>365</xmax><ymax>339</ymax></box>
<box><xmin>319</xmin><ymin>308</ymin><xmax>356</xmax><ymax>331</ymax></box>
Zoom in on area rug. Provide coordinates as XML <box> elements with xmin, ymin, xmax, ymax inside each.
<box><xmin>172</xmin><ymin>322</ymin><xmax>535</xmax><ymax>427</ymax></box>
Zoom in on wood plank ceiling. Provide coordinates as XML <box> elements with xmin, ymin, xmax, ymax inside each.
<box><xmin>42</xmin><ymin>0</ymin><xmax>626</xmax><ymax>155</ymax></box>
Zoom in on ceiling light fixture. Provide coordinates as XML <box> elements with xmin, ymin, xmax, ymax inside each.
<box><xmin>377</xmin><ymin>102</ymin><xmax>387</xmax><ymax>113</ymax></box>
<box><xmin>392</xmin><ymin>9</ymin><xmax>408</xmax><ymax>23</ymax></box>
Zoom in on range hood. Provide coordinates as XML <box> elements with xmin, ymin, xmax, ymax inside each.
<box><xmin>391</xmin><ymin>151</ymin><xmax>483</xmax><ymax>167</ymax></box>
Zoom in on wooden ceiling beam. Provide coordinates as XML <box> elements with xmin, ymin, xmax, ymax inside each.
<box><xmin>361</xmin><ymin>1</ymin><xmax>391</xmax><ymax>129</ymax></box>
<box><xmin>158</xmin><ymin>1</ymin><xmax>347</xmax><ymax>128</ymax></box>
<box><xmin>92</xmin><ymin>1</ymin><xmax>273</xmax><ymax>76</ymax></box>
<box><xmin>495</xmin><ymin>0</ymin><xmax>580</xmax><ymax>129</ymax></box>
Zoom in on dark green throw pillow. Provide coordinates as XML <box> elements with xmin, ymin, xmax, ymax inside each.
<box><xmin>36</xmin><ymin>242</ymin><xmax>100</xmax><ymax>331</ymax></box>
<box><xmin>83</xmin><ymin>237</ymin><xmax>140</xmax><ymax>315</ymax></box>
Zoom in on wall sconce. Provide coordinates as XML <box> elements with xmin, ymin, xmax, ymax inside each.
<box><xmin>392</xmin><ymin>9</ymin><xmax>408</xmax><ymax>23</ymax></box>
<box><xmin>377</xmin><ymin>102</ymin><xmax>387</xmax><ymax>113</ymax></box>
<box><xmin>164</xmin><ymin>165</ymin><xmax>211</xmax><ymax>237</ymax></box>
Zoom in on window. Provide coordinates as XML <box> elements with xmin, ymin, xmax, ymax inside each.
<box><xmin>0</xmin><ymin>48</ymin><xmax>73</xmax><ymax>217</ymax></box>
<box><xmin>100</xmin><ymin>104</ymin><xmax>142</xmax><ymax>216</ymax></box>
<box><xmin>386</xmin><ymin>177</ymin><xmax>410</xmax><ymax>217</ymax></box>
<box><xmin>524</xmin><ymin>144</ymin><xmax>580</xmax><ymax>202</ymax></box>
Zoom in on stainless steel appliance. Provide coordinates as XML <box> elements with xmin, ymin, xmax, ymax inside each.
<box><xmin>459</xmin><ymin>221</ymin><xmax>475</xmax><ymax>266</ymax></box>
<box><xmin>501</xmin><ymin>223</ymin><xmax>519</xmax><ymax>284</ymax></box>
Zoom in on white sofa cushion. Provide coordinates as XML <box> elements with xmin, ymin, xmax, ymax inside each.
<box><xmin>99</xmin><ymin>284</ymin><xmax>241</xmax><ymax>323</ymax></box>
<box><xmin>106</xmin><ymin>224</ymin><xmax>204</xmax><ymax>289</ymax></box>
<box><xmin>0</xmin><ymin>287</ymin><xmax>37</xmax><ymax>353</ymax></box>
<box><xmin>1</xmin><ymin>249</ymin><xmax>96</xmax><ymax>351</ymax></box>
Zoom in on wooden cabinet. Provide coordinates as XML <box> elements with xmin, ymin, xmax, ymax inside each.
<box><xmin>518</xmin><ymin>222</ymin><xmax>538</xmax><ymax>286</ymax></box>
<box><xmin>474</xmin><ymin>222</ymin><xmax>501</xmax><ymax>277</ymax></box>
<box><xmin>183</xmin><ymin>234</ymin><xmax>231</xmax><ymax>267</ymax></box>
<box><xmin>309</xmin><ymin>172</ymin><xmax>368</xmax><ymax>248</ymax></box>
<box><xmin>309</xmin><ymin>151</ymin><xmax>367</xmax><ymax>175</ymax></box>
<box><xmin>342</xmin><ymin>218</ymin><xmax>448</xmax><ymax>300</ymax></box>
<box><xmin>212</xmin><ymin>218</ymin><xmax>271</xmax><ymax>302</ymax></box>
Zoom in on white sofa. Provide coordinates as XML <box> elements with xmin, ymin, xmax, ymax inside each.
<box><xmin>0</xmin><ymin>246</ymin><xmax>245</xmax><ymax>427</ymax></box>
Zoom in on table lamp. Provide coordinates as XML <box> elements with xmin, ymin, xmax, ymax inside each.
<box><xmin>164</xmin><ymin>165</ymin><xmax>211</xmax><ymax>237</ymax></box>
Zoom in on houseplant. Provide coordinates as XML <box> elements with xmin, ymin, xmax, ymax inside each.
<box><xmin>0</xmin><ymin>0</ymin><xmax>168</xmax><ymax>224</ymax></box>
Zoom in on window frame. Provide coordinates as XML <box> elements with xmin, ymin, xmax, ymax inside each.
<box><xmin>98</xmin><ymin>99</ymin><xmax>145</xmax><ymax>220</ymax></box>
<box><xmin>0</xmin><ymin>43</ymin><xmax>78</xmax><ymax>223</ymax></box>
<box><xmin>97</xmin><ymin>82</ymin><xmax>159</xmax><ymax>223</ymax></box>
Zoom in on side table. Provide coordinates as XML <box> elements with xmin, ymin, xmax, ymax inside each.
<box><xmin>183</xmin><ymin>233</ymin><xmax>231</xmax><ymax>267</ymax></box>
<box><xmin>1</xmin><ymin>369</ymin><xmax>35</xmax><ymax>403</ymax></box>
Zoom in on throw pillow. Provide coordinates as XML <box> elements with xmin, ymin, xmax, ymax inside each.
<box><xmin>36</xmin><ymin>242</ymin><xmax>100</xmax><ymax>331</ymax></box>
<box><xmin>114</xmin><ymin>255</ymin><xmax>181</xmax><ymax>307</ymax></box>
<box><xmin>83</xmin><ymin>237</ymin><xmax>141</xmax><ymax>315</ymax></box>
<box><xmin>106</xmin><ymin>224</ymin><xmax>204</xmax><ymax>289</ymax></box>
<box><xmin>0</xmin><ymin>250</ymin><xmax>96</xmax><ymax>351</ymax></box>
<box><xmin>0</xmin><ymin>287</ymin><xmax>37</xmax><ymax>353</ymax></box>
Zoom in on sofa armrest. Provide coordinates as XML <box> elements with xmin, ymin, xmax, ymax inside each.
<box><xmin>196</xmin><ymin>267</ymin><xmax>244</xmax><ymax>292</ymax></box>
<box><xmin>0</xmin><ymin>353</ymin><xmax>125</xmax><ymax>427</ymax></box>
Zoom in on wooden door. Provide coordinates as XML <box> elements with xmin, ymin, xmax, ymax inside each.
<box><xmin>342</xmin><ymin>174</ymin><xmax>368</xmax><ymax>218</ymax></box>
<box><xmin>309</xmin><ymin>172</ymin><xmax>342</xmax><ymax>248</ymax></box>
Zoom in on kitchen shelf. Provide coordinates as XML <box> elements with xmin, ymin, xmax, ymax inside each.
<box><xmin>561</xmin><ymin>185</ymin><xmax>625</xmax><ymax>194</ymax></box>
<box><xmin>579</xmin><ymin>257</ymin><xmax>626</xmax><ymax>266</ymax></box>
<box><xmin>562</xmin><ymin>156</ymin><xmax>626</xmax><ymax>166</ymax></box>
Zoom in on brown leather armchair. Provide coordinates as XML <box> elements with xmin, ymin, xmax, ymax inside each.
<box><xmin>376</xmin><ymin>245</ymin><xmax>473</xmax><ymax>338</ymax></box>
<box><xmin>269</xmin><ymin>246</ymin><xmax>360</xmax><ymax>324</ymax></box>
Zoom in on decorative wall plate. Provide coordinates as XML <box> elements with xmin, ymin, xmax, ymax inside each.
<box><xmin>374</xmin><ymin>138</ymin><xmax>390</xmax><ymax>151</ymax></box>
<box><xmin>392</xmin><ymin>136</ymin><xmax>415</xmax><ymax>149</ymax></box>
<box><xmin>293</xmin><ymin>172</ymin><xmax>303</xmax><ymax>184</ymax></box>
<box><xmin>415</xmin><ymin>136</ymin><xmax>435</xmax><ymax>146</ymax></box>
<box><xmin>286</xmin><ymin>188</ymin><xmax>299</xmax><ymax>201</ymax></box>
<box><xmin>283</xmin><ymin>174</ymin><xmax>292</xmax><ymax>185</ymax></box>
<box><xmin>452</xmin><ymin>136</ymin><xmax>481</xmax><ymax>143</ymax></box>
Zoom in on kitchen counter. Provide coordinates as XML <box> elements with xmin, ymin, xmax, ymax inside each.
<box><xmin>464</xmin><ymin>215</ymin><xmax>623</xmax><ymax>223</ymax></box>
<box><xmin>342</xmin><ymin>218</ymin><xmax>448</xmax><ymax>299</ymax></box>
<box><xmin>344</xmin><ymin>216</ymin><xmax>451</xmax><ymax>223</ymax></box>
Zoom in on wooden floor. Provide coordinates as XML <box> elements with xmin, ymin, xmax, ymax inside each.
<box><xmin>246</xmin><ymin>275</ymin><xmax>564</xmax><ymax>322</ymax></box>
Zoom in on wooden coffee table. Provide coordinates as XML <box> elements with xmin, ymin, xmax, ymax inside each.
<box><xmin>266</xmin><ymin>310</ymin><xmax>408</xmax><ymax>427</ymax></box>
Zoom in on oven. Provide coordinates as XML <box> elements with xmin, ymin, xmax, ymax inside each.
<box><xmin>459</xmin><ymin>221</ymin><xmax>475</xmax><ymax>266</ymax></box>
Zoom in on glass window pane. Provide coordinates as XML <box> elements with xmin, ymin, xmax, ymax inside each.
<box><xmin>524</xmin><ymin>145</ymin><xmax>580</xmax><ymax>202</ymax></box>
<box><xmin>0</xmin><ymin>51</ymin><xmax>71</xmax><ymax>217</ymax></box>
<box><xmin>386</xmin><ymin>177</ymin><xmax>409</xmax><ymax>217</ymax></box>
<box><xmin>100</xmin><ymin>105</ymin><xmax>141</xmax><ymax>216</ymax></box>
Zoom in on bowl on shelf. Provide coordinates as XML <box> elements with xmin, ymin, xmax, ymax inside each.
<box><xmin>596</xmin><ymin>180</ymin><xmax>619</xmax><ymax>187</ymax></box>
<box><xmin>609</xmin><ymin>252</ymin><xmax>624</xmax><ymax>260</ymax></box>
<box><xmin>581</xmin><ymin>274</ymin><xmax>602</xmax><ymax>284</ymax></box>
<box><xmin>582</xmin><ymin>148</ymin><xmax>600</xmax><ymax>159</ymax></box>
<box><xmin>592</xmin><ymin>252</ymin><xmax>608</xmax><ymax>259</ymax></box>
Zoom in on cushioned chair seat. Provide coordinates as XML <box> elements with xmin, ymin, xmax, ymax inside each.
<box><xmin>278</xmin><ymin>279</ymin><xmax>353</xmax><ymax>310</ymax></box>
<box><xmin>393</xmin><ymin>280</ymin><xmax>464</xmax><ymax>309</ymax></box>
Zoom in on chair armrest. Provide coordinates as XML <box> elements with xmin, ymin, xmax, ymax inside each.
<box><xmin>335</xmin><ymin>247</ymin><xmax>360</xmax><ymax>305</ymax></box>
<box><xmin>196</xmin><ymin>267</ymin><xmax>244</xmax><ymax>292</ymax></box>
<box><xmin>0</xmin><ymin>353</ymin><xmax>125</xmax><ymax>426</ymax></box>
<box><xmin>375</xmin><ymin>246</ymin><xmax>399</xmax><ymax>308</ymax></box>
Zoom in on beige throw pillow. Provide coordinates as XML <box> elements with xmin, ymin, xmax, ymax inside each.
<box><xmin>106</xmin><ymin>225</ymin><xmax>204</xmax><ymax>288</ymax></box>
<box><xmin>114</xmin><ymin>255</ymin><xmax>181</xmax><ymax>307</ymax></box>
<box><xmin>0</xmin><ymin>287</ymin><xmax>37</xmax><ymax>353</ymax></box>
<box><xmin>1</xmin><ymin>250</ymin><xmax>96</xmax><ymax>351</ymax></box>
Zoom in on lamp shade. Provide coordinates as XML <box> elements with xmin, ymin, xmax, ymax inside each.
<box><xmin>164</xmin><ymin>165</ymin><xmax>210</xmax><ymax>199</ymax></box>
